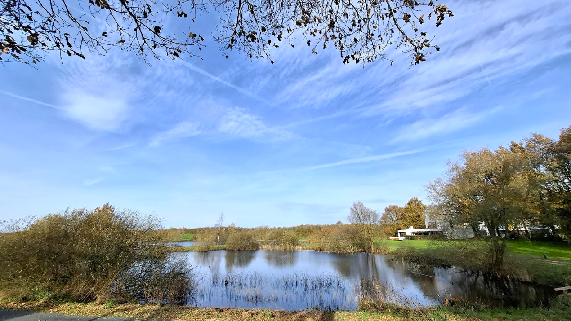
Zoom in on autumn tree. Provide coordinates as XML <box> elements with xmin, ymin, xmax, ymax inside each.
<box><xmin>347</xmin><ymin>201</ymin><xmax>379</xmax><ymax>252</ymax></box>
<box><xmin>400</xmin><ymin>197</ymin><xmax>426</xmax><ymax>229</ymax></box>
<box><xmin>380</xmin><ymin>197</ymin><xmax>425</xmax><ymax>235</ymax></box>
<box><xmin>1</xmin><ymin>0</ymin><xmax>453</xmax><ymax>65</ymax></box>
<box><xmin>380</xmin><ymin>204</ymin><xmax>403</xmax><ymax>235</ymax></box>
<box><xmin>546</xmin><ymin>126</ymin><xmax>571</xmax><ymax>238</ymax></box>
<box><xmin>427</xmin><ymin>144</ymin><xmax>550</xmax><ymax>268</ymax></box>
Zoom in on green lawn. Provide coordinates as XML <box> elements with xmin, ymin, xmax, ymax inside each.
<box><xmin>181</xmin><ymin>233</ymin><xmax>195</xmax><ymax>241</ymax></box>
<box><xmin>506</xmin><ymin>240</ymin><xmax>571</xmax><ymax>261</ymax></box>
<box><xmin>375</xmin><ymin>238</ymin><xmax>571</xmax><ymax>261</ymax></box>
<box><xmin>374</xmin><ymin>239</ymin><xmax>461</xmax><ymax>252</ymax></box>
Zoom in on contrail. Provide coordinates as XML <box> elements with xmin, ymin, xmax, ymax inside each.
<box><xmin>180</xmin><ymin>61</ymin><xmax>272</xmax><ymax>105</ymax></box>
<box><xmin>0</xmin><ymin>90</ymin><xmax>60</xmax><ymax>108</ymax></box>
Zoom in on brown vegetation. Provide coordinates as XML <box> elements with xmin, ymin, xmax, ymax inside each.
<box><xmin>0</xmin><ymin>204</ymin><xmax>193</xmax><ymax>304</ymax></box>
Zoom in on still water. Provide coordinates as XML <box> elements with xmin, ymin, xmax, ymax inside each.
<box><xmin>177</xmin><ymin>250</ymin><xmax>555</xmax><ymax>311</ymax></box>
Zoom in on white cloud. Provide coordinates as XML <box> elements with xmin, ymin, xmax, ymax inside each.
<box><xmin>58</xmin><ymin>53</ymin><xmax>142</xmax><ymax>132</ymax></box>
<box><xmin>61</xmin><ymin>89</ymin><xmax>133</xmax><ymax>132</ymax></box>
<box><xmin>391</xmin><ymin>107</ymin><xmax>502</xmax><ymax>142</ymax></box>
<box><xmin>149</xmin><ymin>106</ymin><xmax>292</xmax><ymax>146</ymax></box>
<box><xmin>149</xmin><ymin>122</ymin><xmax>201</xmax><ymax>146</ymax></box>
<box><xmin>217</xmin><ymin>107</ymin><xmax>292</xmax><ymax>141</ymax></box>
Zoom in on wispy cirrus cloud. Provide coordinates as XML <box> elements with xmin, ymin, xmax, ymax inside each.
<box><xmin>83</xmin><ymin>177</ymin><xmax>105</xmax><ymax>186</ymax></box>
<box><xmin>149</xmin><ymin>122</ymin><xmax>201</xmax><ymax>147</ymax></box>
<box><xmin>149</xmin><ymin>106</ymin><xmax>293</xmax><ymax>146</ymax></box>
<box><xmin>216</xmin><ymin>106</ymin><xmax>292</xmax><ymax>141</ymax></box>
<box><xmin>391</xmin><ymin>106</ymin><xmax>503</xmax><ymax>143</ymax></box>
<box><xmin>258</xmin><ymin>0</ymin><xmax>571</xmax><ymax>123</ymax></box>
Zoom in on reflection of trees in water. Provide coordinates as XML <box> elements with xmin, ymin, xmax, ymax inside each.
<box><xmin>435</xmin><ymin>269</ymin><xmax>556</xmax><ymax>307</ymax></box>
<box><xmin>191</xmin><ymin>251</ymin><xmax>223</xmax><ymax>275</ymax></box>
<box><xmin>331</xmin><ymin>253</ymin><xmax>383</xmax><ymax>280</ymax></box>
<box><xmin>379</xmin><ymin>257</ymin><xmax>553</xmax><ymax>307</ymax></box>
<box><xmin>398</xmin><ymin>261</ymin><xmax>440</xmax><ymax>300</ymax></box>
<box><xmin>264</xmin><ymin>251</ymin><xmax>296</xmax><ymax>268</ymax></box>
<box><xmin>225</xmin><ymin>251</ymin><xmax>256</xmax><ymax>271</ymax></box>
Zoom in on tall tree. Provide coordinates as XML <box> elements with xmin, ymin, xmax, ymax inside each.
<box><xmin>380</xmin><ymin>204</ymin><xmax>403</xmax><ymax>235</ymax></box>
<box><xmin>547</xmin><ymin>126</ymin><xmax>571</xmax><ymax>238</ymax></box>
<box><xmin>215</xmin><ymin>213</ymin><xmax>225</xmax><ymax>245</ymax></box>
<box><xmin>400</xmin><ymin>197</ymin><xmax>426</xmax><ymax>229</ymax></box>
<box><xmin>380</xmin><ymin>197</ymin><xmax>426</xmax><ymax>233</ymax></box>
<box><xmin>1</xmin><ymin>0</ymin><xmax>453</xmax><ymax>65</ymax></box>
<box><xmin>348</xmin><ymin>201</ymin><xmax>379</xmax><ymax>252</ymax></box>
<box><xmin>428</xmin><ymin>146</ymin><xmax>545</xmax><ymax>269</ymax></box>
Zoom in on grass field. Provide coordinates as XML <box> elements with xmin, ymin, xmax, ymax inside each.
<box><xmin>375</xmin><ymin>239</ymin><xmax>571</xmax><ymax>261</ymax></box>
<box><xmin>506</xmin><ymin>241</ymin><xmax>571</xmax><ymax>261</ymax></box>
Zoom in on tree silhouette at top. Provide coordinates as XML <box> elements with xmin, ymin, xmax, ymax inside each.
<box><xmin>1</xmin><ymin>0</ymin><xmax>453</xmax><ymax>65</ymax></box>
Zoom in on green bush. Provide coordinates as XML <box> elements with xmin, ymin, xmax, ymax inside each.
<box><xmin>0</xmin><ymin>204</ymin><xmax>193</xmax><ymax>304</ymax></box>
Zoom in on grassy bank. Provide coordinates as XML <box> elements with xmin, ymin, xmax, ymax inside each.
<box><xmin>375</xmin><ymin>239</ymin><xmax>571</xmax><ymax>287</ymax></box>
<box><xmin>376</xmin><ymin>239</ymin><xmax>571</xmax><ymax>261</ymax></box>
<box><xmin>1</xmin><ymin>299</ymin><xmax>570</xmax><ymax>321</ymax></box>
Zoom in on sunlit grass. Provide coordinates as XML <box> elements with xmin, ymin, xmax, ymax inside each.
<box><xmin>506</xmin><ymin>241</ymin><xmax>571</xmax><ymax>261</ymax></box>
<box><xmin>181</xmin><ymin>233</ymin><xmax>195</xmax><ymax>241</ymax></box>
<box><xmin>374</xmin><ymin>238</ymin><xmax>571</xmax><ymax>260</ymax></box>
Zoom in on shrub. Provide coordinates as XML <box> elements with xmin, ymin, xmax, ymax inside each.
<box><xmin>109</xmin><ymin>255</ymin><xmax>194</xmax><ymax>304</ymax></box>
<box><xmin>264</xmin><ymin>229</ymin><xmax>299</xmax><ymax>250</ymax></box>
<box><xmin>305</xmin><ymin>225</ymin><xmax>370</xmax><ymax>253</ymax></box>
<box><xmin>226</xmin><ymin>230</ymin><xmax>259</xmax><ymax>251</ymax></box>
<box><xmin>328</xmin><ymin>224</ymin><xmax>369</xmax><ymax>253</ymax></box>
<box><xmin>0</xmin><ymin>204</ymin><xmax>193</xmax><ymax>304</ymax></box>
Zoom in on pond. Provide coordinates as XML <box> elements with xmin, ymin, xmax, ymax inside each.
<box><xmin>175</xmin><ymin>250</ymin><xmax>556</xmax><ymax>311</ymax></box>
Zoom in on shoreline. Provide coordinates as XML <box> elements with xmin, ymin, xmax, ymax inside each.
<box><xmin>167</xmin><ymin>243</ymin><xmax>571</xmax><ymax>287</ymax></box>
<box><xmin>1</xmin><ymin>299</ymin><xmax>570</xmax><ymax>321</ymax></box>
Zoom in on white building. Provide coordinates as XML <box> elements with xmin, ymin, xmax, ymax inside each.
<box><xmin>396</xmin><ymin>226</ymin><xmax>443</xmax><ymax>238</ymax></box>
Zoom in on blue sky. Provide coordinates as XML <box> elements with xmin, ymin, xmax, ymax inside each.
<box><xmin>1</xmin><ymin>0</ymin><xmax>571</xmax><ymax>228</ymax></box>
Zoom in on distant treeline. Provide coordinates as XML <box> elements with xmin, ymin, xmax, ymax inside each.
<box><xmin>157</xmin><ymin>221</ymin><xmax>391</xmax><ymax>253</ymax></box>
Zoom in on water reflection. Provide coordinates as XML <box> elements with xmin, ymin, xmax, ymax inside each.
<box><xmin>182</xmin><ymin>250</ymin><xmax>556</xmax><ymax>311</ymax></box>
<box><xmin>264</xmin><ymin>251</ymin><xmax>296</xmax><ymax>268</ymax></box>
<box><xmin>226</xmin><ymin>251</ymin><xmax>256</xmax><ymax>271</ymax></box>
<box><xmin>193</xmin><ymin>251</ymin><xmax>223</xmax><ymax>275</ymax></box>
